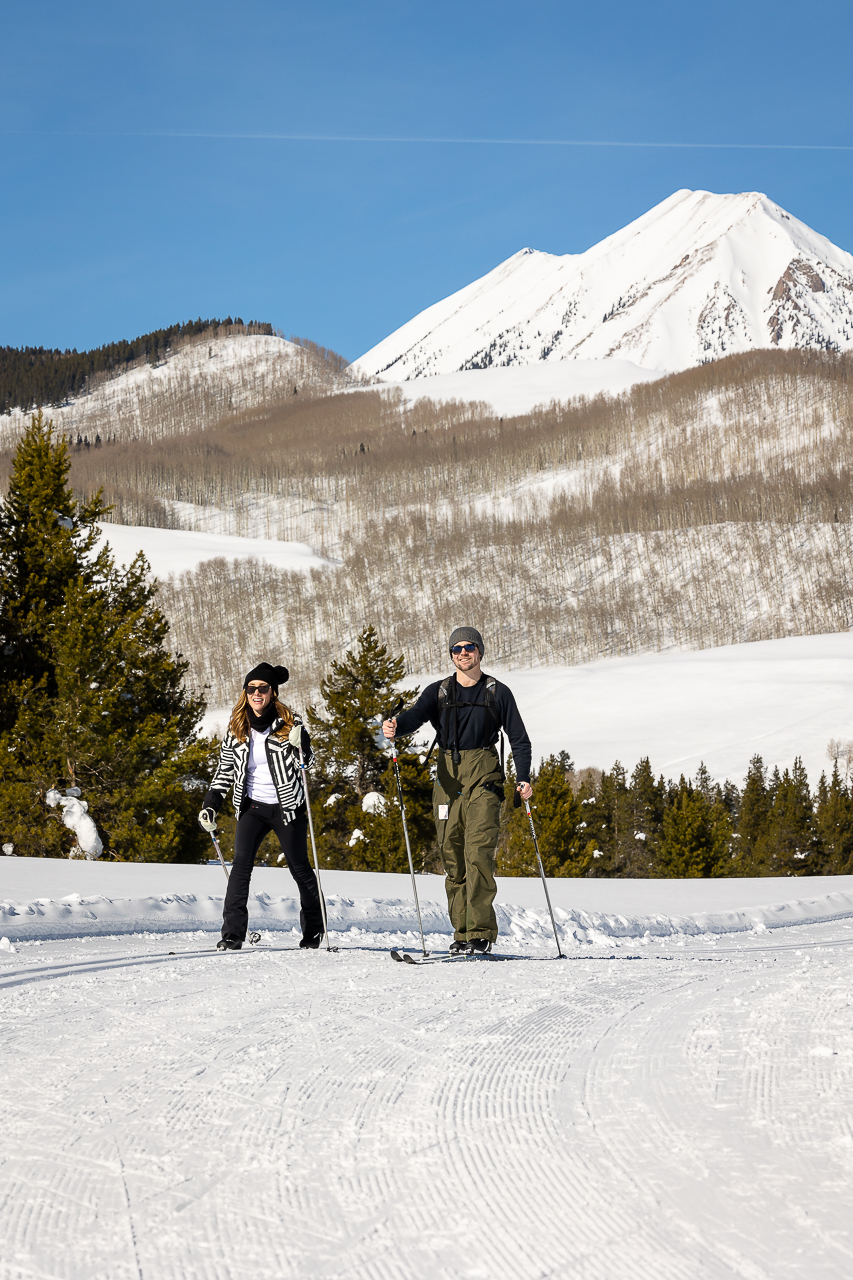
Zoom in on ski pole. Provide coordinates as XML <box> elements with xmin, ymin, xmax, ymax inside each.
<box><xmin>208</xmin><ymin>830</ymin><xmax>261</xmax><ymax>945</ymax></box>
<box><xmin>387</xmin><ymin>699</ymin><xmax>429</xmax><ymax>958</ymax></box>
<box><xmin>209</xmin><ymin>829</ymin><xmax>230</xmax><ymax>885</ymax></box>
<box><xmin>516</xmin><ymin>791</ymin><xmax>565</xmax><ymax>959</ymax></box>
<box><xmin>297</xmin><ymin>739</ymin><xmax>337</xmax><ymax>953</ymax></box>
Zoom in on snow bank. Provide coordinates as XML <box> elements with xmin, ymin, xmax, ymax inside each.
<box><xmin>2</xmin><ymin>859</ymin><xmax>851</xmax><ymax>945</ymax></box>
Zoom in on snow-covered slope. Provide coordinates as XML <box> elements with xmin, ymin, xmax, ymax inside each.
<box><xmin>3</xmin><ymin>912</ymin><xmax>851</xmax><ymax>1280</ymax></box>
<box><xmin>0</xmin><ymin>333</ymin><xmax>342</xmax><ymax>445</ymax></box>
<box><xmin>353</xmin><ymin>189</ymin><xmax>853</xmax><ymax>379</ymax></box>
<box><xmin>361</xmin><ymin>357</ymin><xmax>668</xmax><ymax>415</ymax></box>
<box><xmin>95</xmin><ymin>522</ymin><xmax>337</xmax><ymax>577</ymax></box>
<box><xmin>3</xmin><ymin>921</ymin><xmax>853</xmax><ymax>1280</ymax></box>
<box><xmin>199</xmin><ymin>633</ymin><xmax>853</xmax><ymax>790</ymax></box>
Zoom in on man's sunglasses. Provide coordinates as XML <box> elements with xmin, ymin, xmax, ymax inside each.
<box><xmin>247</xmin><ymin>683</ymin><xmax>271</xmax><ymax>694</ymax></box>
<box><xmin>450</xmin><ymin>643</ymin><xmax>479</xmax><ymax>655</ymax></box>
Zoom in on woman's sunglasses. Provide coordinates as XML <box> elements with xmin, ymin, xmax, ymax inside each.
<box><xmin>247</xmin><ymin>683</ymin><xmax>271</xmax><ymax>694</ymax></box>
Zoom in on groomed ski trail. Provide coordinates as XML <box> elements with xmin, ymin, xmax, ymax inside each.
<box><xmin>2</xmin><ymin>929</ymin><xmax>853</xmax><ymax>1278</ymax></box>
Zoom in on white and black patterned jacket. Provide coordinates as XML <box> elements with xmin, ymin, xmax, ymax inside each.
<box><xmin>203</xmin><ymin>717</ymin><xmax>314</xmax><ymax>826</ymax></box>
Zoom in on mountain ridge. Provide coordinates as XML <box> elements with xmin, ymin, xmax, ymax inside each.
<box><xmin>352</xmin><ymin>189</ymin><xmax>853</xmax><ymax>379</ymax></box>
<box><xmin>0</xmin><ymin>319</ymin><xmax>274</xmax><ymax>417</ymax></box>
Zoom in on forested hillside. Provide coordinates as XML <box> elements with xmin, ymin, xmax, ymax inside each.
<box><xmin>4</xmin><ymin>378</ymin><xmax>853</xmax><ymax>873</ymax></box>
<box><xmin>9</xmin><ymin>346</ymin><xmax>845</xmax><ymax>705</ymax></box>
<box><xmin>4</xmin><ymin>344</ymin><xmax>853</xmax><ymax>725</ymax></box>
<box><xmin>0</xmin><ymin>318</ymin><xmax>272</xmax><ymax>414</ymax></box>
<box><xmin>0</xmin><ymin>330</ymin><xmax>353</xmax><ymax>446</ymax></box>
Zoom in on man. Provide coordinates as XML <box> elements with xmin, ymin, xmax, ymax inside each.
<box><xmin>382</xmin><ymin>627</ymin><xmax>532</xmax><ymax>955</ymax></box>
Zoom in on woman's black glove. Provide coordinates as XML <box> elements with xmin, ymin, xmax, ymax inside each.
<box><xmin>197</xmin><ymin>807</ymin><xmax>218</xmax><ymax>833</ymax></box>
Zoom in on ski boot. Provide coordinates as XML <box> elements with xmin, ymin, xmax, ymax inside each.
<box><xmin>449</xmin><ymin>939</ymin><xmax>469</xmax><ymax>955</ymax></box>
<box><xmin>466</xmin><ymin>938</ymin><xmax>492</xmax><ymax>956</ymax></box>
<box><xmin>217</xmin><ymin>936</ymin><xmax>243</xmax><ymax>951</ymax></box>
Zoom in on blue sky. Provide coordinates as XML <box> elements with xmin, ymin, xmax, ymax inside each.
<box><xmin>2</xmin><ymin>0</ymin><xmax>853</xmax><ymax>361</ymax></box>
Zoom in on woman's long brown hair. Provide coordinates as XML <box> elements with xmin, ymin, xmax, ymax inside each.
<box><xmin>228</xmin><ymin>690</ymin><xmax>295</xmax><ymax>743</ymax></box>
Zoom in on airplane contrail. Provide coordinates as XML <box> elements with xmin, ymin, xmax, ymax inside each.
<box><xmin>5</xmin><ymin>129</ymin><xmax>853</xmax><ymax>151</ymax></box>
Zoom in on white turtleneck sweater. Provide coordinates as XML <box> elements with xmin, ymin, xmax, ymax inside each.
<box><xmin>247</xmin><ymin>727</ymin><xmax>278</xmax><ymax>803</ymax></box>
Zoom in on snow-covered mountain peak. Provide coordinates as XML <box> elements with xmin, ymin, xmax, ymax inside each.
<box><xmin>352</xmin><ymin>189</ymin><xmax>853</xmax><ymax>379</ymax></box>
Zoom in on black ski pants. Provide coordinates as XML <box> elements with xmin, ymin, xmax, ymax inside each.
<box><xmin>222</xmin><ymin>800</ymin><xmax>323</xmax><ymax>941</ymax></box>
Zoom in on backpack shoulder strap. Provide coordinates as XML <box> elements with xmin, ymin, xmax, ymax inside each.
<box><xmin>483</xmin><ymin>675</ymin><xmax>506</xmax><ymax>781</ymax></box>
<box><xmin>437</xmin><ymin>675</ymin><xmax>454</xmax><ymax>708</ymax></box>
<box><xmin>439</xmin><ymin>673</ymin><xmax>498</xmax><ymax>715</ymax></box>
<box><xmin>425</xmin><ymin>676</ymin><xmax>455</xmax><ymax>767</ymax></box>
<box><xmin>482</xmin><ymin>675</ymin><xmax>501</xmax><ymax>727</ymax></box>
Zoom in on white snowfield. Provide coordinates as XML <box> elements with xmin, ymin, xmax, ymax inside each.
<box><xmin>353</xmin><ymin>188</ymin><xmax>853</xmax><ymax>380</ymax></box>
<box><xmin>200</xmin><ymin>632</ymin><xmax>853</xmax><ymax>786</ymax></box>
<box><xmin>2</xmin><ymin>860</ymin><xmax>853</xmax><ymax>1278</ymax></box>
<box><xmin>365</xmin><ymin>356</ymin><xmax>669</xmax><ymax>417</ymax></box>
<box><xmin>94</xmin><ymin>521</ymin><xmax>336</xmax><ymax>577</ymax></box>
<box><xmin>400</xmin><ymin>632</ymin><xmax>853</xmax><ymax>787</ymax></box>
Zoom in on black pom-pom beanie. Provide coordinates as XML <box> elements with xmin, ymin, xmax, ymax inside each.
<box><xmin>244</xmin><ymin>662</ymin><xmax>289</xmax><ymax>692</ymax></box>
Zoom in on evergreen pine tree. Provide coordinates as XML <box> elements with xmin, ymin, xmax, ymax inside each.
<box><xmin>597</xmin><ymin>761</ymin><xmax>635</xmax><ymax>875</ymax></box>
<box><xmin>694</xmin><ymin>762</ymin><xmax>715</xmax><ymax>800</ymax></box>
<box><xmin>306</xmin><ymin>625</ymin><xmax>432</xmax><ymax>869</ymax></box>
<box><xmin>737</xmin><ymin>754</ymin><xmax>771</xmax><ymax>872</ymax></box>
<box><xmin>570</xmin><ymin>761</ymin><xmax>631</xmax><ymax>877</ymax></box>
<box><xmin>357</xmin><ymin>750</ymin><xmax>437</xmax><ymax>874</ymax></box>
<box><xmin>759</xmin><ymin>758</ymin><xmax>818</xmax><ymax>874</ymax></box>
<box><xmin>815</xmin><ymin>765</ymin><xmax>853</xmax><ymax>873</ymax></box>
<box><xmin>721</xmin><ymin>779</ymin><xmax>741</xmax><ymax>823</ymax></box>
<box><xmin>628</xmin><ymin>756</ymin><xmax>666</xmax><ymax>873</ymax></box>
<box><xmin>498</xmin><ymin>754</ymin><xmax>583</xmax><ymax>876</ymax></box>
<box><xmin>0</xmin><ymin>410</ymin><xmax>106</xmax><ymax>724</ymax></box>
<box><xmin>307</xmin><ymin>625</ymin><xmax>407</xmax><ymax>798</ymax></box>
<box><xmin>0</xmin><ymin>413</ymin><xmax>209</xmax><ymax>860</ymax></box>
<box><xmin>657</xmin><ymin>776</ymin><xmax>733</xmax><ymax>878</ymax></box>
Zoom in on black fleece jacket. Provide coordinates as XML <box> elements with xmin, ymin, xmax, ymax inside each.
<box><xmin>394</xmin><ymin>672</ymin><xmax>532</xmax><ymax>783</ymax></box>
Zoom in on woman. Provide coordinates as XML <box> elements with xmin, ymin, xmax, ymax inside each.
<box><xmin>198</xmin><ymin>662</ymin><xmax>325</xmax><ymax>951</ymax></box>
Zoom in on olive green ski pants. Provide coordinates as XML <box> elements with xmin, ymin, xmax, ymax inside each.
<box><xmin>434</xmin><ymin>747</ymin><xmax>504</xmax><ymax>943</ymax></box>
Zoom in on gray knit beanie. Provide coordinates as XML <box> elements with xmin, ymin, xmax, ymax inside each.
<box><xmin>448</xmin><ymin>626</ymin><xmax>484</xmax><ymax>655</ymax></box>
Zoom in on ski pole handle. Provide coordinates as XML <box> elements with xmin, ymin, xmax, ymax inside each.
<box><xmin>385</xmin><ymin>699</ymin><xmax>404</xmax><ymax>762</ymax></box>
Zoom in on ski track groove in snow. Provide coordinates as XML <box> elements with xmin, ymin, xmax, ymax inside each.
<box><xmin>4</xmin><ymin>930</ymin><xmax>853</xmax><ymax>994</ymax></box>
<box><xmin>2</xmin><ymin>931</ymin><xmax>853</xmax><ymax>1278</ymax></box>
<box><xmin>580</xmin><ymin>968</ymin><xmax>853</xmax><ymax>1278</ymax></box>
